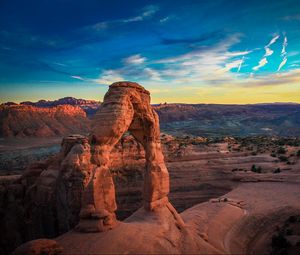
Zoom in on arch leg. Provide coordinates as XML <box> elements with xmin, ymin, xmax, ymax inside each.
<box><xmin>76</xmin><ymin>95</ymin><xmax>134</xmax><ymax>232</ymax></box>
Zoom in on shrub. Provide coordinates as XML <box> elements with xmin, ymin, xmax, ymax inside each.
<box><xmin>286</xmin><ymin>229</ymin><xmax>293</xmax><ymax>235</ymax></box>
<box><xmin>273</xmin><ymin>168</ymin><xmax>281</xmax><ymax>173</ymax></box>
<box><xmin>251</xmin><ymin>164</ymin><xmax>262</xmax><ymax>173</ymax></box>
<box><xmin>297</xmin><ymin>150</ymin><xmax>300</xmax><ymax>157</ymax></box>
<box><xmin>271</xmin><ymin>153</ymin><xmax>277</xmax><ymax>157</ymax></box>
<box><xmin>288</xmin><ymin>215</ymin><xmax>297</xmax><ymax>223</ymax></box>
<box><xmin>277</xmin><ymin>147</ymin><xmax>286</xmax><ymax>154</ymax></box>
<box><xmin>272</xmin><ymin>232</ymin><xmax>289</xmax><ymax>249</ymax></box>
<box><xmin>278</xmin><ymin>156</ymin><xmax>288</xmax><ymax>162</ymax></box>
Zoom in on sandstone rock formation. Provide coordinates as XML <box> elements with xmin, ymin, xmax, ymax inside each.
<box><xmin>0</xmin><ymin>135</ymin><xmax>92</xmax><ymax>254</ymax></box>
<box><xmin>55</xmin><ymin>182</ymin><xmax>300</xmax><ymax>255</ymax></box>
<box><xmin>1</xmin><ymin>82</ymin><xmax>184</xmax><ymax>253</ymax></box>
<box><xmin>0</xmin><ymin>104</ymin><xmax>90</xmax><ymax>137</ymax></box>
<box><xmin>12</xmin><ymin>239</ymin><xmax>63</xmax><ymax>255</ymax></box>
<box><xmin>77</xmin><ymin>81</ymin><xmax>173</xmax><ymax>232</ymax></box>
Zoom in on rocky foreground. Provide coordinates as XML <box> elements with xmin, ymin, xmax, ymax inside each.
<box><xmin>54</xmin><ymin>182</ymin><xmax>300</xmax><ymax>255</ymax></box>
<box><xmin>2</xmin><ymin>134</ymin><xmax>300</xmax><ymax>254</ymax></box>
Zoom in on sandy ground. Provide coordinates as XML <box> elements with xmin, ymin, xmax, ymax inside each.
<box><xmin>56</xmin><ymin>140</ymin><xmax>300</xmax><ymax>254</ymax></box>
<box><xmin>56</xmin><ymin>181</ymin><xmax>300</xmax><ymax>254</ymax></box>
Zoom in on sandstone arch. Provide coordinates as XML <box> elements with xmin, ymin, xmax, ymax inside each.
<box><xmin>76</xmin><ymin>82</ymin><xmax>172</xmax><ymax>232</ymax></box>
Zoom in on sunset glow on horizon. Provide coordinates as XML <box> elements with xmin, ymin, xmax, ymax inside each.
<box><xmin>1</xmin><ymin>0</ymin><xmax>300</xmax><ymax>104</ymax></box>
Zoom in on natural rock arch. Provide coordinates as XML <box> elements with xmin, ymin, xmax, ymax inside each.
<box><xmin>76</xmin><ymin>81</ymin><xmax>174</xmax><ymax>232</ymax></box>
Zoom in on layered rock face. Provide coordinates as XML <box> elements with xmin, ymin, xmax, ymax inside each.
<box><xmin>0</xmin><ymin>134</ymin><xmax>92</xmax><ymax>254</ymax></box>
<box><xmin>20</xmin><ymin>97</ymin><xmax>101</xmax><ymax>117</ymax></box>
<box><xmin>0</xmin><ymin>104</ymin><xmax>90</xmax><ymax>137</ymax></box>
<box><xmin>77</xmin><ymin>81</ymin><xmax>172</xmax><ymax>232</ymax></box>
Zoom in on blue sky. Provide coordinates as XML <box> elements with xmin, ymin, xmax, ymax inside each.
<box><xmin>1</xmin><ymin>0</ymin><xmax>300</xmax><ymax>103</ymax></box>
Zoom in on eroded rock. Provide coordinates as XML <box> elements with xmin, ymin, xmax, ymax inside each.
<box><xmin>77</xmin><ymin>81</ymin><xmax>172</xmax><ymax>232</ymax></box>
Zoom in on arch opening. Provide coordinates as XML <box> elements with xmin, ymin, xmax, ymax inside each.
<box><xmin>76</xmin><ymin>82</ymin><xmax>171</xmax><ymax>232</ymax></box>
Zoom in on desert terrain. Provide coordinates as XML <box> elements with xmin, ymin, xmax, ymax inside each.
<box><xmin>1</xmin><ymin>96</ymin><xmax>300</xmax><ymax>254</ymax></box>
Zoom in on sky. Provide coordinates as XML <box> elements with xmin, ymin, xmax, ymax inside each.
<box><xmin>1</xmin><ymin>0</ymin><xmax>300</xmax><ymax>104</ymax></box>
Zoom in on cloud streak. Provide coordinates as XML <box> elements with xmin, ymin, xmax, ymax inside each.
<box><xmin>237</xmin><ymin>56</ymin><xmax>245</xmax><ymax>72</ymax></box>
<box><xmin>253</xmin><ymin>58</ymin><xmax>268</xmax><ymax>71</ymax></box>
<box><xmin>123</xmin><ymin>5</ymin><xmax>159</xmax><ymax>23</ymax></box>
<box><xmin>95</xmin><ymin>34</ymin><xmax>253</xmax><ymax>86</ymax></box>
<box><xmin>278</xmin><ymin>36</ymin><xmax>288</xmax><ymax>72</ymax></box>
<box><xmin>70</xmin><ymin>75</ymin><xmax>85</xmax><ymax>81</ymax></box>
<box><xmin>86</xmin><ymin>5</ymin><xmax>159</xmax><ymax>32</ymax></box>
<box><xmin>253</xmin><ymin>34</ymin><xmax>280</xmax><ymax>71</ymax></box>
<box><xmin>123</xmin><ymin>54</ymin><xmax>147</xmax><ymax>65</ymax></box>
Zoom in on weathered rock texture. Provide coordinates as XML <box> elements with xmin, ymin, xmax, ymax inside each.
<box><xmin>77</xmin><ymin>81</ymin><xmax>171</xmax><ymax>232</ymax></box>
<box><xmin>0</xmin><ymin>134</ymin><xmax>93</xmax><ymax>254</ymax></box>
<box><xmin>0</xmin><ymin>104</ymin><xmax>90</xmax><ymax>137</ymax></box>
<box><xmin>12</xmin><ymin>239</ymin><xmax>63</xmax><ymax>255</ymax></box>
<box><xmin>1</xmin><ymin>82</ymin><xmax>183</xmax><ymax>253</ymax></box>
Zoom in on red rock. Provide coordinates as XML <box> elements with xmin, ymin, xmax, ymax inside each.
<box><xmin>12</xmin><ymin>239</ymin><xmax>63</xmax><ymax>255</ymax></box>
<box><xmin>0</xmin><ymin>104</ymin><xmax>90</xmax><ymax>137</ymax></box>
<box><xmin>78</xmin><ymin>81</ymin><xmax>175</xmax><ymax>232</ymax></box>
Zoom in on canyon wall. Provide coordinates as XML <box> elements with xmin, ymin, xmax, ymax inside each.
<box><xmin>0</xmin><ymin>104</ymin><xmax>90</xmax><ymax>137</ymax></box>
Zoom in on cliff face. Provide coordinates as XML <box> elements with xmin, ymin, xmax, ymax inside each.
<box><xmin>20</xmin><ymin>97</ymin><xmax>101</xmax><ymax>116</ymax></box>
<box><xmin>0</xmin><ymin>105</ymin><xmax>90</xmax><ymax>137</ymax></box>
<box><xmin>2</xmin><ymin>99</ymin><xmax>300</xmax><ymax>138</ymax></box>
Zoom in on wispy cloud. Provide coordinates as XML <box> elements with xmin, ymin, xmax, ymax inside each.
<box><xmin>237</xmin><ymin>56</ymin><xmax>245</xmax><ymax>72</ymax></box>
<box><xmin>94</xmin><ymin>70</ymin><xmax>124</xmax><ymax>84</ymax></box>
<box><xmin>253</xmin><ymin>34</ymin><xmax>280</xmax><ymax>71</ymax></box>
<box><xmin>95</xmin><ymin>34</ymin><xmax>254</xmax><ymax>86</ymax></box>
<box><xmin>264</xmin><ymin>47</ymin><xmax>274</xmax><ymax>57</ymax></box>
<box><xmin>123</xmin><ymin>5</ymin><xmax>159</xmax><ymax>23</ymax></box>
<box><xmin>281</xmin><ymin>36</ymin><xmax>288</xmax><ymax>56</ymax></box>
<box><xmin>123</xmin><ymin>54</ymin><xmax>147</xmax><ymax>65</ymax></box>
<box><xmin>283</xmin><ymin>14</ymin><xmax>300</xmax><ymax>21</ymax></box>
<box><xmin>243</xmin><ymin>68</ymin><xmax>300</xmax><ymax>87</ymax></box>
<box><xmin>143</xmin><ymin>67</ymin><xmax>161</xmax><ymax>81</ymax></box>
<box><xmin>253</xmin><ymin>58</ymin><xmax>268</xmax><ymax>71</ymax></box>
<box><xmin>267</xmin><ymin>35</ymin><xmax>280</xmax><ymax>47</ymax></box>
<box><xmin>221</xmin><ymin>59</ymin><xmax>245</xmax><ymax>73</ymax></box>
<box><xmin>70</xmin><ymin>75</ymin><xmax>85</xmax><ymax>81</ymax></box>
<box><xmin>278</xmin><ymin>36</ymin><xmax>288</xmax><ymax>72</ymax></box>
<box><xmin>86</xmin><ymin>5</ymin><xmax>159</xmax><ymax>32</ymax></box>
<box><xmin>277</xmin><ymin>57</ymin><xmax>287</xmax><ymax>71</ymax></box>
<box><xmin>94</xmin><ymin>32</ymin><xmax>298</xmax><ymax>90</ymax></box>
<box><xmin>160</xmin><ymin>16</ymin><xmax>171</xmax><ymax>23</ymax></box>
<box><xmin>160</xmin><ymin>30</ymin><xmax>224</xmax><ymax>45</ymax></box>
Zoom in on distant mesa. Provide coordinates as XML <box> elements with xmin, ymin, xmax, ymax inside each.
<box><xmin>20</xmin><ymin>96</ymin><xmax>101</xmax><ymax>107</ymax></box>
<box><xmin>20</xmin><ymin>97</ymin><xmax>101</xmax><ymax>117</ymax></box>
<box><xmin>0</xmin><ymin>104</ymin><xmax>90</xmax><ymax>137</ymax></box>
<box><xmin>2</xmin><ymin>96</ymin><xmax>300</xmax><ymax>138</ymax></box>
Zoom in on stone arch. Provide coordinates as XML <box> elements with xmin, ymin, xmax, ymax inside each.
<box><xmin>76</xmin><ymin>82</ymin><xmax>170</xmax><ymax>232</ymax></box>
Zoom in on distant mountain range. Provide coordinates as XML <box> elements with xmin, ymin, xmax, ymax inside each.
<box><xmin>0</xmin><ymin>104</ymin><xmax>90</xmax><ymax>137</ymax></box>
<box><xmin>154</xmin><ymin>103</ymin><xmax>300</xmax><ymax>137</ymax></box>
<box><xmin>2</xmin><ymin>97</ymin><xmax>101</xmax><ymax>117</ymax></box>
<box><xmin>1</xmin><ymin>98</ymin><xmax>300</xmax><ymax>137</ymax></box>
